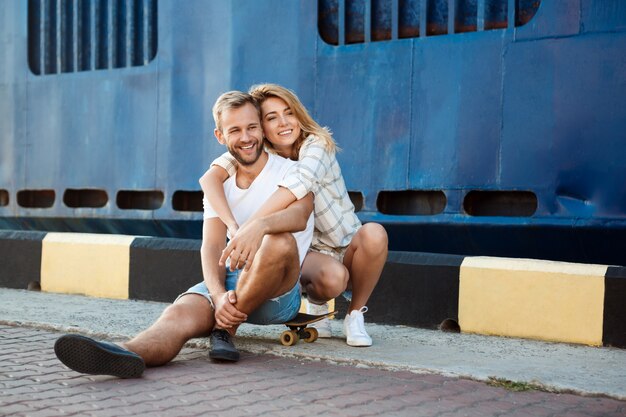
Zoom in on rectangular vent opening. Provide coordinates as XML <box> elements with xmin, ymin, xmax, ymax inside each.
<box><xmin>116</xmin><ymin>190</ymin><xmax>163</xmax><ymax>210</ymax></box>
<box><xmin>455</xmin><ymin>0</ymin><xmax>477</xmax><ymax>33</ymax></box>
<box><xmin>484</xmin><ymin>1</ymin><xmax>509</xmax><ymax>30</ymax></box>
<box><xmin>426</xmin><ymin>0</ymin><xmax>448</xmax><ymax>36</ymax></box>
<box><xmin>28</xmin><ymin>0</ymin><xmax>158</xmax><ymax>75</ymax></box>
<box><xmin>346</xmin><ymin>0</ymin><xmax>366</xmax><ymax>44</ymax></box>
<box><xmin>319</xmin><ymin>0</ymin><xmax>542</xmax><ymax>45</ymax></box>
<box><xmin>377</xmin><ymin>191</ymin><xmax>446</xmax><ymax>215</ymax></box>
<box><xmin>371</xmin><ymin>0</ymin><xmax>392</xmax><ymax>41</ymax></box>
<box><xmin>172</xmin><ymin>191</ymin><xmax>203</xmax><ymax>212</ymax></box>
<box><xmin>63</xmin><ymin>189</ymin><xmax>108</xmax><ymax>208</ymax></box>
<box><xmin>0</xmin><ymin>190</ymin><xmax>8</xmax><ymax>206</ymax></box>
<box><xmin>399</xmin><ymin>0</ymin><xmax>420</xmax><ymax>38</ymax></box>
<box><xmin>348</xmin><ymin>191</ymin><xmax>364</xmax><ymax>212</ymax></box>
<box><xmin>463</xmin><ymin>191</ymin><xmax>537</xmax><ymax>217</ymax></box>
<box><xmin>17</xmin><ymin>190</ymin><xmax>55</xmax><ymax>208</ymax></box>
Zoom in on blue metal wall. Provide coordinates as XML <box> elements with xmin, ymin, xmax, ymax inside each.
<box><xmin>1</xmin><ymin>1</ymin><xmax>625</xmax><ymax>265</ymax></box>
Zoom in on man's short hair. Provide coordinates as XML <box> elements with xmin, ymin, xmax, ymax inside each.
<box><xmin>212</xmin><ymin>91</ymin><xmax>261</xmax><ymax>132</ymax></box>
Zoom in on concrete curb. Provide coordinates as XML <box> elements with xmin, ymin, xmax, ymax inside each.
<box><xmin>1</xmin><ymin>230</ymin><xmax>624</xmax><ymax>347</ymax></box>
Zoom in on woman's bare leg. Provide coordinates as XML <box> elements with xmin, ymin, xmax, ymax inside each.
<box><xmin>342</xmin><ymin>223</ymin><xmax>388</xmax><ymax>311</ymax></box>
<box><xmin>301</xmin><ymin>251</ymin><xmax>349</xmax><ymax>304</ymax></box>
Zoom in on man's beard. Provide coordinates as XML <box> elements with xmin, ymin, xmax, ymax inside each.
<box><xmin>228</xmin><ymin>141</ymin><xmax>263</xmax><ymax>166</ymax></box>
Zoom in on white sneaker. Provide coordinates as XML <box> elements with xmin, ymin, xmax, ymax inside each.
<box><xmin>343</xmin><ymin>306</ymin><xmax>372</xmax><ymax>347</ymax></box>
<box><xmin>306</xmin><ymin>301</ymin><xmax>332</xmax><ymax>338</ymax></box>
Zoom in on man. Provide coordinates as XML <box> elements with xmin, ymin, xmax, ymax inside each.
<box><xmin>54</xmin><ymin>91</ymin><xmax>314</xmax><ymax>377</ymax></box>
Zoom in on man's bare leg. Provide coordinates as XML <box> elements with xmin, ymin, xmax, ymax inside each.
<box><xmin>123</xmin><ymin>294</ymin><xmax>215</xmax><ymax>366</ymax></box>
<box><xmin>233</xmin><ymin>233</ymin><xmax>301</xmax><ymax>316</ymax></box>
<box><xmin>54</xmin><ymin>294</ymin><xmax>215</xmax><ymax>377</ymax></box>
<box><xmin>206</xmin><ymin>233</ymin><xmax>300</xmax><ymax>362</ymax></box>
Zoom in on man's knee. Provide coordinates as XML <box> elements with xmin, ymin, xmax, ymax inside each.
<box><xmin>163</xmin><ymin>296</ymin><xmax>212</xmax><ymax>330</ymax></box>
<box><xmin>260</xmin><ymin>233</ymin><xmax>297</xmax><ymax>260</ymax></box>
<box><xmin>161</xmin><ymin>303</ymin><xmax>191</xmax><ymax>323</ymax></box>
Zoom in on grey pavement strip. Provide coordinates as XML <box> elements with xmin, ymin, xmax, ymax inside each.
<box><xmin>1</xmin><ymin>288</ymin><xmax>624</xmax><ymax>400</ymax></box>
<box><xmin>5</xmin><ymin>326</ymin><xmax>624</xmax><ymax>417</ymax></box>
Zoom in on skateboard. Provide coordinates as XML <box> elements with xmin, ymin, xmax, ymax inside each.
<box><xmin>280</xmin><ymin>311</ymin><xmax>337</xmax><ymax>346</ymax></box>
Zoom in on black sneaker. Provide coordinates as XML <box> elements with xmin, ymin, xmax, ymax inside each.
<box><xmin>209</xmin><ymin>329</ymin><xmax>240</xmax><ymax>362</ymax></box>
<box><xmin>54</xmin><ymin>334</ymin><xmax>145</xmax><ymax>378</ymax></box>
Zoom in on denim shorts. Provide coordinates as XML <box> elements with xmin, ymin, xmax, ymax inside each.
<box><xmin>176</xmin><ymin>268</ymin><xmax>301</xmax><ymax>325</ymax></box>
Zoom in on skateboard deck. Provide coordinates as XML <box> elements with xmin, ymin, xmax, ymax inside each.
<box><xmin>280</xmin><ymin>311</ymin><xmax>337</xmax><ymax>346</ymax></box>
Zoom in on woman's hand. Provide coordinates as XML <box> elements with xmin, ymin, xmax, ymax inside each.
<box><xmin>226</xmin><ymin>222</ymin><xmax>239</xmax><ymax>238</ymax></box>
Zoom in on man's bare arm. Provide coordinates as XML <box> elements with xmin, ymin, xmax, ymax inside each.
<box><xmin>199</xmin><ymin>166</ymin><xmax>239</xmax><ymax>236</ymax></box>
<box><xmin>220</xmin><ymin>192</ymin><xmax>314</xmax><ymax>271</ymax></box>
<box><xmin>200</xmin><ymin>217</ymin><xmax>247</xmax><ymax>328</ymax></box>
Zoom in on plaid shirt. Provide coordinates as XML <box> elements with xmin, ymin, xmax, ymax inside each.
<box><xmin>211</xmin><ymin>136</ymin><xmax>361</xmax><ymax>252</ymax></box>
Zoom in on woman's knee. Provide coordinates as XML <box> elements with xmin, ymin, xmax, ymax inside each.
<box><xmin>312</xmin><ymin>262</ymin><xmax>349</xmax><ymax>295</ymax></box>
<box><xmin>358</xmin><ymin>223</ymin><xmax>388</xmax><ymax>254</ymax></box>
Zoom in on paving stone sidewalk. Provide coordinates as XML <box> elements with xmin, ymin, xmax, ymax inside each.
<box><xmin>1</xmin><ymin>325</ymin><xmax>625</xmax><ymax>417</ymax></box>
<box><xmin>2</xmin><ymin>289</ymin><xmax>626</xmax><ymax>401</ymax></box>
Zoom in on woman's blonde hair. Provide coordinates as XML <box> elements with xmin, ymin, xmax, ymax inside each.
<box><xmin>249</xmin><ymin>83</ymin><xmax>337</xmax><ymax>158</ymax></box>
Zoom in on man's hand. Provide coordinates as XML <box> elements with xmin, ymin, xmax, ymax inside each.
<box><xmin>219</xmin><ymin>219</ymin><xmax>267</xmax><ymax>271</ymax></box>
<box><xmin>213</xmin><ymin>290</ymin><xmax>247</xmax><ymax>328</ymax></box>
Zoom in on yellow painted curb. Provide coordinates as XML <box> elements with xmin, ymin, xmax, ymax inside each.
<box><xmin>459</xmin><ymin>257</ymin><xmax>606</xmax><ymax>346</ymax></box>
<box><xmin>41</xmin><ymin>233</ymin><xmax>135</xmax><ymax>299</ymax></box>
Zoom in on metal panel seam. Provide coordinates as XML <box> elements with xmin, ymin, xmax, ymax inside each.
<box><xmin>497</xmin><ymin>33</ymin><xmax>508</xmax><ymax>183</ymax></box>
<box><xmin>407</xmin><ymin>40</ymin><xmax>414</xmax><ymax>189</ymax></box>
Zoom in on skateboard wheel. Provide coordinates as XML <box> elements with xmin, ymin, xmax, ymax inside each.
<box><xmin>280</xmin><ymin>330</ymin><xmax>299</xmax><ymax>346</ymax></box>
<box><xmin>303</xmin><ymin>327</ymin><xmax>318</xmax><ymax>343</ymax></box>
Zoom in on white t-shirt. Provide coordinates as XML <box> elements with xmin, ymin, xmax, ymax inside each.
<box><xmin>203</xmin><ymin>153</ymin><xmax>314</xmax><ymax>265</ymax></box>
